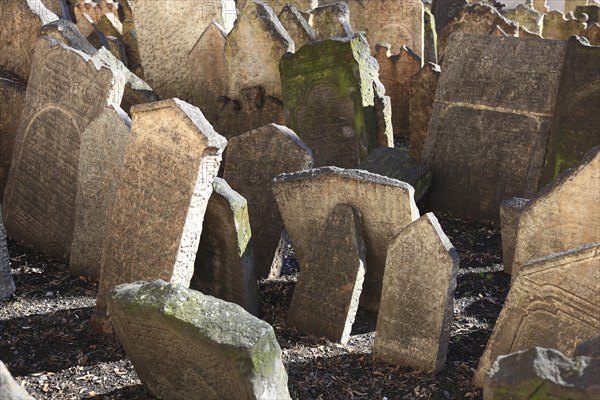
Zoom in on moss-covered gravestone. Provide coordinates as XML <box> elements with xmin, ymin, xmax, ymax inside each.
<box><xmin>108</xmin><ymin>280</ymin><xmax>291</xmax><ymax>400</ymax></box>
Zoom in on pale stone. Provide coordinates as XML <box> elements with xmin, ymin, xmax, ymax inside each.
<box><xmin>474</xmin><ymin>243</ymin><xmax>600</xmax><ymax>386</ymax></box>
<box><xmin>69</xmin><ymin>106</ymin><xmax>130</xmax><ymax>281</ymax></box>
<box><xmin>499</xmin><ymin>197</ymin><xmax>528</xmax><ymax>275</ymax></box>
<box><xmin>108</xmin><ymin>280</ymin><xmax>291</xmax><ymax>400</ymax></box>
<box><xmin>0</xmin><ymin>361</ymin><xmax>33</xmax><ymax>399</ymax></box>
<box><xmin>543</xmin><ymin>10</ymin><xmax>586</xmax><ymax>39</ymax></box>
<box><xmin>309</xmin><ymin>2</ymin><xmax>353</xmax><ymax>40</ymax></box>
<box><xmin>191</xmin><ymin>178</ymin><xmax>260</xmax><ymax>316</ymax></box>
<box><xmin>287</xmin><ymin>203</ymin><xmax>366</xmax><ymax>344</ymax></box>
<box><xmin>1</xmin><ymin>206</ymin><xmax>16</xmax><ymax>301</ymax></box>
<box><xmin>503</xmin><ymin>3</ymin><xmax>544</xmax><ymax>35</ymax></box>
<box><xmin>408</xmin><ymin>62</ymin><xmax>440</xmax><ymax>162</ymax></box>
<box><xmin>583</xmin><ymin>22</ymin><xmax>600</xmax><ymax>45</ymax></box>
<box><xmin>223</xmin><ymin>124</ymin><xmax>313</xmax><ymax>278</ymax></box>
<box><xmin>278</xmin><ymin>4</ymin><xmax>316</xmax><ymax>49</ymax></box>
<box><xmin>272</xmin><ymin>167</ymin><xmax>420</xmax><ymax>312</ymax></box>
<box><xmin>374</xmin><ymin>213</ymin><xmax>459</xmax><ymax>373</ymax></box>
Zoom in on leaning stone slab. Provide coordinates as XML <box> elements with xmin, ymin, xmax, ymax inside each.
<box><xmin>542</xmin><ymin>11</ymin><xmax>586</xmax><ymax>40</ymax></box>
<box><xmin>1</xmin><ymin>206</ymin><xmax>16</xmax><ymax>301</ymax></box>
<box><xmin>273</xmin><ymin>167</ymin><xmax>419</xmax><ymax>312</ymax></box>
<box><xmin>474</xmin><ymin>242</ymin><xmax>600</xmax><ymax>386</ymax></box>
<box><xmin>223</xmin><ymin>124</ymin><xmax>313</xmax><ymax>278</ymax></box>
<box><xmin>191</xmin><ymin>178</ymin><xmax>259</xmax><ymax>316</ymax></box>
<box><xmin>278</xmin><ymin>4</ymin><xmax>316</xmax><ymax>49</ymax></box>
<box><xmin>309</xmin><ymin>2</ymin><xmax>353</xmax><ymax>40</ymax></box>
<box><xmin>95</xmin><ymin>99</ymin><xmax>227</xmax><ymax>321</ymax></box>
<box><xmin>2</xmin><ymin>37</ymin><xmax>125</xmax><ymax>260</ymax></box>
<box><xmin>108</xmin><ymin>280</ymin><xmax>291</xmax><ymax>400</ymax></box>
<box><xmin>502</xmin><ymin>3</ymin><xmax>544</xmax><ymax>36</ymax></box>
<box><xmin>69</xmin><ymin>106</ymin><xmax>130</xmax><ymax>281</ymax></box>
<box><xmin>287</xmin><ymin>203</ymin><xmax>366</xmax><ymax>344</ymax></box>
<box><xmin>408</xmin><ymin>62</ymin><xmax>440</xmax><ymax>162</ymax></box>
<box><xmin>483</xmin><ymin>347</ymin><xmax>600</xmax><ymax>400</ymax></box>
<box><xmin>0</xmin><ymin>360</ymin><xmax>34</xmax><ymax>400</ymax></box>
<box><xmin>499</xmin><ymin>197</ymin><xmax>528</xmax><ymax>275</ymax></box>
<box><xmin>374</xmin><ymin>213</ymin><xmax>459</xmax><ymax>373</ymax></box>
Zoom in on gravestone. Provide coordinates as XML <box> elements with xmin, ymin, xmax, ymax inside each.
<box><xmin>0</xmin><ymin>361</ymin><xmax>33</xmax><ymax>400</ymax></box>
<box><xmin>191</xmin><ymin>178</ymin><xmax>260</xmax><ymax>316</ymax></box>
<box><xmin>583</xmin><ymin>22</ymin><xmax>600</xmax><ymax>45</ymax></box>
<box><xmin>422</xmin><ymin>33</ymin><xmax>567</xmax><ymax>223</ymax></box>
<box><xmin>239</xmin><ymin>0</ymin><xmax>316</xmax><ymax>14</ymax></box>
<box><xmin>223</xmin><ymin>124</ymin><xmax>313</xmax><ymax>278</ymax></box>
<box><xmin>408</xmin><ymin>62</ymin><xmax>440</xmax><ymax>162</ymax></box>
<box><xmin>474</xmin><ymin>242</ymin><xmax>600</xmax><ymax>386</ymax></box>
<box><xmin>424</xmin><ymin>7</ymin><xmax>438</xmax><ymax>64</ymax></box>
<box><xmin>575</xmin><ymin>4</ymin><xmax>600</xmax><ymax>23</ymax></box>
<box><xmin>1</xmin><ymin>206</ymin><xmax>16</xmax><ymax>301</ymax></box>
<box><xmin>310</xmin><ymin>2</ymin><xmax>353</xmax><ymax>40</ymax></box>
<box><xmin>502</xmin><ymin>3</ymin><xmax>544</xmax><ymax>35</ymax></box>
<box><xmin>499</xmin><ymin>197</ymin><xmax>528</xmax><ymax>275</ymax></box>
<box><xmin>542</xmin><ymin>11</ymin><xmax>586</xmax><ymax>39</ymax></box>
<box><xmin>2</xmin><ymin>37</ymin><xmax>125</xmax><ymax>259</ymax></box>
<box><xmin>574</xmin><ymin>335</ymin><xmax>600</xmax><ymax>358</ymax></box>
<box><xmin>278</xmin><ymin>4</ymin><xmax>316</xmax><ymax>49</ymax></box>
<box><xmin>108</xmin><ymin>280</ymin><xmax>291</xmax><ymax>400</ymax></box>
<box><xmin>565</xmin><ymin>0</ymin><xmax>590</xmax><ymax>15</ymax></box>
<box><xmin>533</xmin><ymin>0</ymin><xmax>548</xmax><ymax>12</ymax></box>
<box><xmin>0</xmin><ymin>0</ymin><xmax>58</xmax><ymax>81</ymax></box>
<box><xmin>272</xmin><ymin>167</ymin><xmax>420</xmax><ymax>312</ymax></box>
<box><xmin>41</xmin><ymin>0</ymin><xmax>70</xmax><ymax>19</ymax></box>
<box><xmin>512</xmin><ymin>146</ymin><xmax>600</xmax><ymax>278</ymax></box>
<box><xmin>121</xmin><ymin>29</ymin><xmax>143</xmax><ymax>78</ymax></box>
<box><xmin>374</xmin><ymin>213</ymin><xmax>459</xmax><ymax>373</ymax></box>
<box><xmin>95</xmin><ymin>99</ymin><xmax>227</xmax><ymax>322</ymax></box>
<box><xmin>287</xmin><ymin>204</ymin><xmax>366</xmax><ymax>344</ymax></box>
<box><xmin>69</xmin><ymin>106</ymin><xmax>130</xmax><ymax>281</ymax></box>
<box><xmin>280</xmin><ymin>34</ymin><xmax>392</xmax><ymax>168</ymax></box>
<box><xmin>432</xmin><ymin>0</ymin><xmax>467</xmax><ymax>32</ymax></box>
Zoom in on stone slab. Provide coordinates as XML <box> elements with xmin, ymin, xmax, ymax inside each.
<box><xmin>408</xmin><ymin>62</ymin><xmax>440</xmax><ymax>162</ymax></box>
<box><xmin>499</xmin><ymin>197</ymin><xmax>528</xmax><ymax>275</ymax></box>
<box><xmin>1</xmin><ymin>206</ymin><xmax>16</xmax><ymax>301</ymax></box>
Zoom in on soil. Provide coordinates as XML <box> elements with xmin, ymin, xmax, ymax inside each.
<box><xmin>0</xmin><ymin>214</ymin><xmax>510</xmax><ymax>399</ymax></box>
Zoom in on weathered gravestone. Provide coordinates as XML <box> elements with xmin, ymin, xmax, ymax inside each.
<box><xmin>374</xmin><ymin>213</ymin><xmax>459</xmax><ymax>373</ymax></box>
<box><xmin>512</xmin><ymin>146</ymin><xmax>600</xmax><ymax>278</ymax></box>
<box><xmin>287</xmin><ymin>203</ymin><xmax>366</xmax><ymax>344</ymax></box>
<box><xmin>280</xmin><ymin>34</ymin><xmax>393</xmax><ymax>168</ymax></box>
<box><xmin>41</xmin><ymin>0</ymin><xmax>71</xmax><ymax>20</ymax></box>
<box><xmin>432</xmin><ymin>0</ymin><xmax>467</xmax><ymax>33</ymax></box>
<box><xmin>474</xmin><ymin>242</ymin><xmax>600</xmax><ymax>386</ymax></box>
<box><xmin>502</xmin><ymin>3</ymin><xmax>544</xmax><ymax>35</ymax></box>
<box><xmin>0</xmin><ymin>361</ymin><xmax>34</xmax><ymax>400</ymax></box>
<box><xmin>499</xmin><ymin>197</ymin><xmax>528</xmax><ymax>275</ymax></box>
<box><xmin>422</xmin><ymin>33</ymin><xmax>567</xmax><ymax>223</ymax></box>
<box><xmin>424</xmin><ymin>7</ymin><xmax>438</xmax><ymax>64</ymax></box>
<box><xmin>1</xmin><ymin>206</ymin><xmax>16</xmax><ymax>301</ymax></box>
<box><xmin>238</xmin><ymin>0</ymin><xmax>316</xmax><ymax>14</ymax></box>
<box><xmin>576</xmin><ymin>4</ymin><xmax>600</xmax><ymax>23</ymax></box>
<box><xmin>309</xmin><ymin>2</ymin><xmax>354</xmax><ymax>40</ymax></box>
<box><xmin>574</xmin><ymin>335</ymin><xmax>600</xmax><ymax>358</ymax></box>
<box><xmin>273</xmin><ymin>167</ymin><xmax>420</xmax><ymax>312</ymax></box>
<box><xmin>108</xmin><ymin>280</ymin><xmax>291</xmax><ymax>400</ymax></box>
<box><xmin>95</xmin><ymin>99</ymin><xmax>227</xmax><ymax>323</ymax></box>
<box><xmin>278</xmin><ymin>4</ymin><xmax>316</xmax><ymax>49</ymax></box>
<box><xmin>190</xmin><ymin>178</ymin><xmax>260</xmax><ymax>316</ymax></box>
<box><xmin>69</xmin><ymin>106</ymin><xmax>130</xmax><ymax>281</ymax></box>
<box><xmin>542</xmin><ymin>10</ymin><xmax>586</xmax><ymax>39</ymax></box>
<box><xmin>0</xmin><ymin>0</ymin><xmax>58</xmax><ymax>81</ymax></box>
<box><xmin>583</xmin><ymin>22</ymin><xmax>600</xmax><ymax>45</ymax></box>
<box><xmin>408</xmin><ymin>62</ymin><xmax>440</xmax><ymax>162</ymax></box>
<box><xmin>2</xmin><ymin>37</ymin><xmax>125</xmax><ymax>259</ymax></box>
<box><xmin>566</xmin><ymin>0</ymin><xmax>591</xmax><ymax>15</ymax></box>
<box><xmin>223</xmin><ymin>124</ymin><xmax>313</xmax><ymax>278</ymax></box>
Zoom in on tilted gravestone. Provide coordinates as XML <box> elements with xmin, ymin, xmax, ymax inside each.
<box><xmin>278</xmin><ymin>4</ymin><xmax>316</xmax><ymax>49</ymax></box>
<box><xmin>272</xmin><ymin>167</ymin><xmax>419</xmax><ymax>312</ymax></box>
<box><xmin>309</xmin><ymin>2</ymin><xmax>353</xmax><ymax>40</ymax></box>
<box><xmin>108</xmin><ymin>280</ymin><xmax>291</xmax><ymax>400</ymax></box>
<box><xmin>374</xmin><ymin>213</ymin><xmax>459</xmax><ymax>373</ymax></box>
<box><xmin>1</xmin><ymin>206</ymin><xmax>16</xmax><ymax>301</ymax></box>
<box><xmin>191</xmin><ymin>178</ymin><xmax>260</xmax><ymax>316</ymax></box>
<box><xmin>408</xmin><ymin>62</ymin><xmax>440</xmax><ymax>162</ymax></box>
<box><xmin>69</xmin><ymin>106</ymin><xmax>130</xmax><ymax>281</ymax></box>
<box><xmin>287</xmin><ymin>203</ymin><xmax>366</xmax><ymax>344</ymax></box>
<box><xmin>223</xmin><ymin>124</ymin><xmax>313</xmax><ymax>278</ymax></box>
<box><xmin>474</xmin><ymin>242</ymin><xmax>600</xmax><ymax>387</ymax></box>
<box><xmin>2</xmin><ymin>37</ymin><xmax>126</xmax><ymax>259</ymax></box>
<box><xmin>95</xmin><ymin>99</ymin><xmax>227</xmax><ymax>325</ymax></box>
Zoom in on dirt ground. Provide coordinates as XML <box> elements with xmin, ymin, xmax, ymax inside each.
<box><xmin>0</xmin><ymin>214</ymin><xmax>510</xmax><ymax>399</ymax></box>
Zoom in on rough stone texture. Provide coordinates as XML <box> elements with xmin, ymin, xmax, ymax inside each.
<box><xmin>2</xmin><ymin>37</ymin><xmax>125</xmax><ymax>260</ymax></box>
<box><xmin>408</xmin><ymin>62</ymin><xmax>440</xmax><ymax>162</ymax></box>
<box><xmin>0</xmin><ymin>69</ymin><xmax>26</xmax><ymax>200</ymax></box>
<box><xmin>121</xmin><ymin>29</ymin><xmax>143</xmax><ymax>78</ymax></box>
<box><xmin>543</xmin><ymin>10</ymin><xmax>586</xmax><ymax>39</ymax></box>
<box><xmin>438</xmin><ymin>3</ymin><xmax>518</xmax><ymax>62</ymax></box>
<box><xmin>358</xmin><ymin>147</ymin><xmax>432</xmax><ymax>203</ymax></box>
<box><xmin>424</xmin><ymin>7</ymin><xmax>438</xmax><ymax>64</ymax></box>
<box><xmin>432</xmin><ymin>0</ymin><xmax>467</xmax><ymax>33</ymax></box>
<box><xmin>223</xmin><ymin>124</ymin><xmax>313</xmax><ymax>278</ymax></box>
<box><xmin>273</xmin><ymin>167</ymin><xmax>420</xmax><ymax>312</ymax></box>
<box><xmin>309</xmin><ymin>2</ymin><xmax>354</xmax><ymax>40</ymax></box>
<box><xmin>502</xmin><ymin>3</ymin><xmax>544</xmax><ymax>35</ymax></box>
<box><xmin>567</xmin><ymin>0</ymin><xmax>592</xmax><ymax>15</ymax></box>
<box><xmin>0</xmin><ymin>360</ymin><xmax>34</xmax><ymax>399</ymax></box>
<box><xmin>574</xmin><ymin>335</ymin><xmax>600</xmax><ymax>358</ymax></box>
<box><xmin>582</xmin><ymin>22</ymin><xmax>600</xmax><ymax>45</ymax></box>
<box><xmin>512</xmin><ymin>146</ymin><xmax>600</xmax><ymax>278</ymax></box>
<box><xmin>375</xmin><ymin>44</ymin><xmax>421</xmax><ymax>138</ymax></box>
<box><xmin>108</xmin><ymin>280</ymin><xmax>291</xmax><ymax>400</ymax></box>
<box><xmin>127</xmin><ymin>0</ymin><xmax>235</xmax><ymax>101</ymax></box>
<box><xmin>281</xmin><ymin>34</ymin><xmax>392</xmax><ymax>168</ymax></box>
<box><xmin>239</xmin><ymin>0</ymin><xmax>316</xmax><ymax>14</ymax></box>
<box><xmin>576</xmin><ymin>5</ymin><xmax>600</xmax><ymax>23</ymax></box>
<box><xmin>95</xmin><ymin>99</ymin><xmax>227</xmax><ymax>320</ymax></box>
<box><xmin>0</xmin><ymin>0</ymin><xmax>58</xmax><ymax>81</ymax></box>
<box><xmin>483</xmin><ymin>347</ymin><xmax>600</xmax><ymax>400</ymax></box>
<box><xmin>499</xmin><ymin>197</ymin><xmax>528</xmax><ymax>275</ymax></box>
<box><xmin>539</xmin><ymin>37</ymin><xmax>600</xmax><ymax>186</ymax></box>
<box><xmin>96</xmin><ymin>12</ymin><xmax>123</xmax><ymax>38</ymax></box>
<box><xmin>474</xmin><ymin>242</ymin><xmax>600</xmax><ymax>387</ymax></box>
<box><xmin>533</xmin><ymin>0</ymin><xmax>549</xmax><ymax>12</ymax></box>
<box><xmin>422</xmin><ymin>33</ymin><xmax>567</xmax><ymax>223</ymax></box>
<box><xmin>1</xmin><ymin>206</ymin><xmax>16</xmax><ymax>301</ymax></box>
<box><xmin>278</xmin><ymin>4</ymin><xmax>316</xmax><ymax>49</ymax></box>
<box><xmin>374</xmin><ymin>213</ymin><xmax>459</xmax><ymax>373</ymax></box>
<box><xmin>69</xmin><ymin>106</ymin><xmax>130</xmax><ymax>281</ymax></box>
<box><xmin>190</xmin><ymin>178</ymin><xmax>260</xmax><ymax>316</ymax></box>
<box><xmin>189</xmin><ymin>22</ymin><xmax>228</xmax><ymax>125</ymax></box>
<box><xmin>41</xmin><ymin>0</ymin><xmax>70</xmax><ymax>19</ymax></box>
<box><xmin>287</xmin><ymin>204</ymin><xmax>366</xmax><ymax>344</ymax></box>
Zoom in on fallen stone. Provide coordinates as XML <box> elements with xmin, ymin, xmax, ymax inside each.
<box><xmin>309</xmin><ymin>2</ymin><xmax>353</xmax><ymax>40</ymax></box>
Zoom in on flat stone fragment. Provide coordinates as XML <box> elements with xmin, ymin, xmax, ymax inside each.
<box><xmin>272</xmin><ymin>167</ymin><xmax>420</xmax><ymax>312</ymax></box>
<box><xmin>108</xmin><ymin>280</ymin><xmax>291</xmax><ymax>400</ymax></box>
<box><xmin>191</xmin><ymin>178</ymin><xmax>259</xmax><ymax>316</ymax></box>
<box><xmin>499</xmin><ymin>197</ymin><xmax>528</xmax><ymax>275</ymax></box>
<box><xmin>69</xmin><ymin>106</ymin><xmax>130</xmax><ymax>281</ymax></box>
<box><xmin>374</xmin><ymin>213</ymin><xmax>459</xmax><ymax>373</ymax></box>
<box><xmin>287</xmin><ymin>203</ymin><xmax>366</xmax><ymax>344</ymax></box>
<box><xmin>0</xmin><ymin>360</ymin><xmax>34</xmax><ymax>399</ymax></box>
<box><xmin>483</xmin><ymin>347</ymin><xmax>600</xmax><ymax>400</ymax></box>
<box><xmin>95</xmin><ymin>99</ymin><xmax>227</xmax><ymax>321</ymax></box>
<box><xmin>1</xmin><ymin>206</ymin><xmax>16</xmax><ymax>301</ymax></box>
<box><xmin>474</xmin><ymin>243</ymin><xmax>600</xmax><ymax>386</ymax></box>
<box><xmin>223</xmin><ymin>124</ymin><xmax>313</xmax><ymax>278</ymax></box>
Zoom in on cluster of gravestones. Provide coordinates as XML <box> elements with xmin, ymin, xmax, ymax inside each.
<box><xmin>0</xmin><ymin>0</ymin><xmax>599</xmax><ymax>399</ymax></box>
